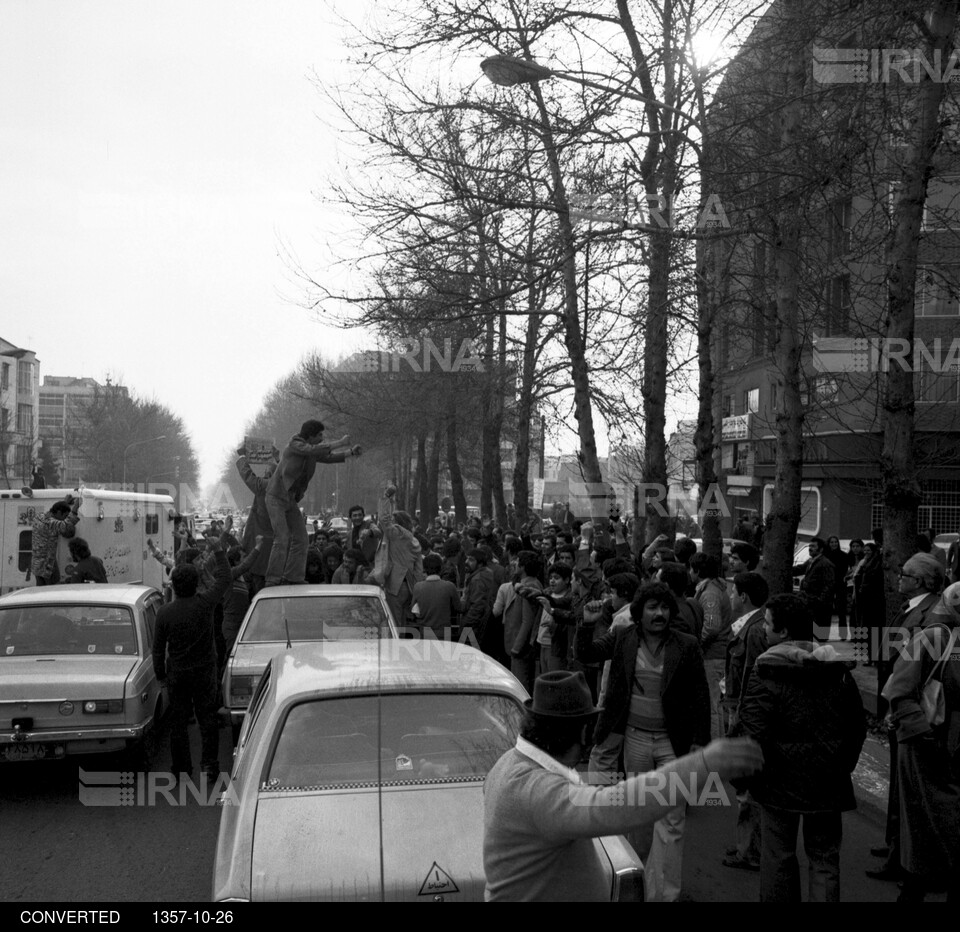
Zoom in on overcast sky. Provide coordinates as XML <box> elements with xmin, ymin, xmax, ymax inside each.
<box><xmin>0</xmin><ymin>0</ymin><xmax>374</xmax><ymax>488</ymax></box>
<box><xmin>1</xmin><ymin>0</ymin><xmax>699</xmax><ymax>494</ymax></box>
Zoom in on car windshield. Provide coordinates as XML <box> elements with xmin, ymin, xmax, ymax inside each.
<box><xmin>265</xmin><ymin>692</ymin><xmax>524</xmax><ymax>789</ymax></box>
<box><xmin>0</xmin><ymin>605</ymin><xmax>137</xmax><ymax>656</ymax></box>
<box><xmin>241</xmin><ymin>596</ymin><xmax>390</xmax><ymax>642</ymax></box>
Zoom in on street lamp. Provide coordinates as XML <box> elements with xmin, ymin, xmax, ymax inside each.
<box><xmin>122</xmin><ymin>436</ymin><xmax>166</xmax><ymax>487</ymax></box>
<box><xmin>480</xmin><ymin>54</ymin><xmax>696</xmax><ymax>126</ymax></box>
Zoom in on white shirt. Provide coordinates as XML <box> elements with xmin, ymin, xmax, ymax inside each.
<box><xmin>906</xmin><ymin>592</ymin><xmax>929</xmax><ymax>613</ymax></box>
<box><xmin>514</xmin><ymin>736</ymin><xmax>582</xmax><ymax>785</ymax></box>
<box><xmin>731</xmin><ymin>609</ymin><xmax>758</xmax><ymax>638</ymax></box>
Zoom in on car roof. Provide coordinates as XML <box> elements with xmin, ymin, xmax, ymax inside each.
<box><xmin>250</xmin><ymin>585</ymin><xmax>386</xmax><ymax>604</ymax></box>
<box><xmin>267</xmin><ymin>641</ymin><xmax>526</xmax><ymax>706</ymax></box>
<box><xmin>0</xmin><ymin>585</ymin><xmax>155</xmax><ymax>607</ymax></box>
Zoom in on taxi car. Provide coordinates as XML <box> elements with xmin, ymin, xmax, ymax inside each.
<box><xmin>221</xmin><ymin>585</ymin><xmax>398</xmax><ymax>732</ymax></box>
<box><xmin>212</xmin><ymin>641</ymin><xmax>644</xmax><ymax>902</ymax></box>
<box><xmin>0</xmin><ymin>585</ymin><xmax>165</xmax><ymax>761</ymax></box>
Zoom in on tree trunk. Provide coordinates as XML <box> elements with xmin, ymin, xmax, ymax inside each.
<box><xmin>415</xmin><ymin>433</ymin><xmax>428</xmax><ymax>525</ymax></box>
<box><xmin>425</xmin><ymin>425</ymin><xmax>442</xmax><ymax>528</ymax></box>
<box><xmin>695</xmin><ymin>228</ymin><xmax>723</xmax><ymax>563</ymax></box>
<box><xmin>643</xmin><ymin>221</ymin><xmax>673</xmax><ymax>544</ymax></box>
<box><xmin>513</xmin><ymin>306</ymin><xmax>539</xmax><ymax>527</ymax></box>
<box><xmin>881</xmin><ymin>2</ymin><xmax>955</xmax><ymax>625</ymax></box>
<box><xmin>446</xmin><ymin>400</ymin><xmax>468</xmax><ymax>525</ymax></box>
<box><xmin>529</xmin><ymin>82</ymin><xmax>603</xmax><ymax>486</ymax></box>
<box><xmin>760</xmin><ymin>10</ymin><xmax>806</xmax><ymax>598</ymax></box>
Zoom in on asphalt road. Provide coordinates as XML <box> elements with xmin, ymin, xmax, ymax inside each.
<box><xmin>0</xmin><ymin>715</ymin><xmax>232</xmax><ymax>902</ymax></box>
<box><xmin>0</xmin><ymin>718</ymin><xmax>945</xmax><ymax>903</ymax></box>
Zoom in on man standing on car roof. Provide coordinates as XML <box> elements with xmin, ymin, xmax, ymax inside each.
<box><xmin>264</xmin><ymin>419</ymin><xmax>361</xmax><ymax>587</ymax></box>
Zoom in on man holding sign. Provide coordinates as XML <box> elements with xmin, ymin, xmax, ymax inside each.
<box><xmin>264</xmin><ymin>419</ymin><xmax>361</xmax><ymax>586</ymax></box>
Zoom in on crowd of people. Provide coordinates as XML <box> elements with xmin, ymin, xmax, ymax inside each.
<box><xmin>28</xmin><ymin>419</ymin><xmax>955</xmax><ymax>903</ymax></box>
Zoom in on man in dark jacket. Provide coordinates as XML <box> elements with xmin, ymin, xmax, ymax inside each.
<box><xmin>504</xmin><ymin>551</ymin><xmax>544</xmax><ymax>693</ymax></box>
<box><xmin>867</xmin><ymin>552</ymin><xmax>943</xmax><ymax>881</ymax></box>
<box><xmin>346</xmin><ymin>503</ymin><xmax>380</xmax><ymax>568</ymax></box>
<box><xmin>575</xmin><ymin>581</ymin><xmax>711</xmax><ymax>902</ymax></box>
<box><xmin>264</xmin><ymin>419</ymin><xmax>359</xmax><ymax>587</ymax></box>
<box><xmin>738</xmin><ymin>593</ymin><xmax>866</xmax><ymax>902</ymax></box>
<box><xmin>722</xmin><ymin>571</ymin><xmax>769</xmax><ymax>871</ymax></box>
<box><xmin>461</xmin><ymin>547</ymin><xmax>498</xmax><ymax>657</ymax></box>
<box><xmin>658</xmin><ymin>562</ymin><xmax>704</xmax><ymax>640</ymax></box>
<box><xmin>153</xmin><ymin>536</ymin><xmax>232</xmax><ymax>781</ymax></box>
<box><xmin>793</xmin><ymin>538</ymin><xmax>836</xmax><ymax>638</ymax></box>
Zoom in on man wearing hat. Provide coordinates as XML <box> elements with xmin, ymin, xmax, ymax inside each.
<box><xmin>867</xmin><ymin>551</ymin><xmax>944</xmax><ymax>882</ymax></box>
<box><xmin>482</xmin><ymin>669</ymin><xmax>763</xmax><ymax>901</ymax></box>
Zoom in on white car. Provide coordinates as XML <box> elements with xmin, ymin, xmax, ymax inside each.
<box><xmin>0</xmin><ymin>585</ymin><xmax>166</xmax><ymax>762</ymax></box>
<box><xmin>221</xmin><ymin>585</ymin><xmax>398</xmax><ymax>733</ymax></box>
<box><xmin>212</xmin><ymin>641</ymin><xmax>644</xmax><ymax>902</ymax></box>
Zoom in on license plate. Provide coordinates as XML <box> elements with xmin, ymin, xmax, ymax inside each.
<box><xmin>1</xmin><ymin>742</ymin><xmax>59</xmax><ymax>762</ymax></box>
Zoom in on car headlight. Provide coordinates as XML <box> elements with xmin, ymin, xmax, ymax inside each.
<box><xmin>82</xmin><ymin>699</ymin><xmax>124</xmax><ymax>714</ymax></box>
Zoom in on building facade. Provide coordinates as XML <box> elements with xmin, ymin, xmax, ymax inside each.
<box><xmin>707</xmin><ymin>3</ymin><xmax>960</xmax><ymax>542</ymax></box>
<box><xmin>38</xmin><ymin>376</ymin><xmax>125</xmax><ymax>488</ymax></box>
<box><xmin>0</xmin><ymin>337</ymin><xmax>40</xmax><ymax>488</ymax></box>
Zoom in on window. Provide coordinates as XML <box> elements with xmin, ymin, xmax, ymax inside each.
<box><xmin>1</xmin><ymin>362</ymin><xmax>9</xmax><ymax>391</ymax></box>
<box><xmin>770</xmin><ymin>382</ymin><xmax>779</xmax><ymax>413</ymax></box>
<box><xmin>722</xmin><ymin>394</ymin><xmax>733</xmax><ymax>418</ymax></box>
<box><xmin>916</xmin><ymin>363</ymin><xmax>960</xmax><ymax>403</ymax></box>
<box><xmin>0</xmin><ymin>407</ymin><xmax>8</xmax><ymax>432</ymax></box>
<box><xmin>825</xmin><ymin>274</ymin><xmax>851</xmax><ymax>334</ymax></box>
<box><xmin>240</xmin><ymin>595</ymin><xmax>390</xmax><ymax>643</ymax></box>
<box><xmin>828</xmin><ymin>198</ymin><xmax>853</xmax><ymax>259</ymax></box>
<box><xmin>719</xmin><ymin>324</ymin><xmax>731</xmax><ymax>369</ymax></box>
<box><xmin>764</xmin><ymin>485</ymin><xmax>821</xmax><ymax>536</ymax></box>
<box><xmin>16</xmin><ymin>443</ymin><xmax>32</xmax><ymax>474</ymax></box>
<box><xmin>813</xmin><ymin>375</ymin><xmax>839</xmax><ymax>401</ymax></box>
<box><xmin>916</xmin><ymin>267</ymin><xmax>960</xmax><ymax>316</ymax></box>
<box><xmin>18</xmin><ymin>530</ymin><xmax>31</xmax><ymax>572</ymax></box>
<box><xmin>745</xmin><ymin>388</ymin><xmax>760</xmax><ymax>413</ymax></box>
<box><xmin>145</xmin><ymin>513</ymin><xmax>159</xmax><ymax>535</ymax></box>
<box><xmin>16</xmin><ymin>361</ymin><xmax>32</xmax><ymax>395</ymax></box>
<box><xmin>0</xmin><ymin>605</ymin><xmax>137</xmax><ymax>656</ymax></box>
<box><xmin>266</xmin><ymin>692</ymin><xmax>524</xmax><ymax>789</ymax></box>
<box><xmin>16</xmin><ymin>404</ymin><xmax>32</xmax><ymax>435</ymax></box>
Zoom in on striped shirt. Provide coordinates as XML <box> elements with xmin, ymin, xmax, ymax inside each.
<box><xmin>627</xmin><ymin>641</ymin><xmax>666</xmax><ymax>732</ymax></box>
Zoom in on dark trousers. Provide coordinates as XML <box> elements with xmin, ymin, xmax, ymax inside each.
<box><xmin>510</xmin><ymin>653</ymin><xmax>537</xmax><ymax>696</ymax></box>
<box><xmin>167</xmin><ymin>664</ymin><xmax>220</xmax><ymax>775</ymax></box>
<box><xmin>213</xmin><ymin>603</ymin><xmax>225</xmax><ymax>674</ymax></box>
<box><xmin>759</xmin><ymin>805</ymin><xmax>842</xmax><ymax>902</ymax></box>
<box><xmin>834</xmin><ymin>589</ymin><xmax>847</xmax><ymax>637</ymax></box>
<box><xmin>884</xmin><ymin>730</ymin><xmax>901</xmax><ymax>863</ymax></box>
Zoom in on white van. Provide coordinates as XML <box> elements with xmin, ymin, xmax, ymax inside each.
<box><xmin>0</xmin><ymin>487</ymin><xmax>176</xmax><ymax>595</ymax></box>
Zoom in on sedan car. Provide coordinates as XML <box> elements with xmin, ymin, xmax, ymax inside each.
<box><xmin>221</xmin><ymin>585</ymin><xmax>399</xmax><ymax>731</ymax></box>
<box><xmin>212</xmin><ymin>641</ymin><xmax>644</xmax><ymax>902</ymax></box>
<box><xmin>0</xmin><ymin>585</ymin><xmax>166</xmax><ymax>762</ymax></box>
